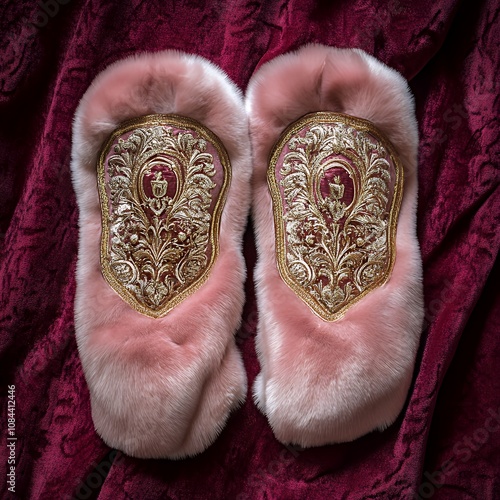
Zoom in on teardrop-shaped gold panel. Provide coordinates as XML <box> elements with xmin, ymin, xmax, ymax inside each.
<box><xmin>97</xmin><ymin>114</ymin><xmax>231</xmax><ymax>318</ymax></box>
<box><xmin>268</xmin><ymin>112</ymin><xmax>404</xmax><ymax>321</ymax></box>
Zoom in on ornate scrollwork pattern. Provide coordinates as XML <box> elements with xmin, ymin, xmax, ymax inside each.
<box><xmin>97</xmin><ymin>115</ymin><xmax>230</xmax><ymax>318</ymax></box>
<box><xmin>268</xmin><ymin>112</ymin><xmax>403</xmax><ymax>321</ymax></box>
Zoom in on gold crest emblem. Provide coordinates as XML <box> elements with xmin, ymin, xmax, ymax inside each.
<box><xmin>97</xmin><ymin>114</ymin><xmax>230</xmax><ymax>318</ymax></box>
<box><xmin>268</xmin><ymin>112</ymin><xmax>404</xmax><ymax>321</ymax></box>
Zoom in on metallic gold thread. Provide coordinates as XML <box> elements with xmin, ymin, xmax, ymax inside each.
<box><xmin>97</xmin><ymin>114</ymin><xmax>231</xmax><ymax>318</ymax></box>
<box><xmin>268</xmin><ymin>112</ymin><xmax>404</xmax><ymax>321</ymax></box>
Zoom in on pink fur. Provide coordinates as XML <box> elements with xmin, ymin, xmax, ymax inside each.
<box><xmin>246</xmin><ymin>45</ymin><xmax>424</xmax><ymax>446</ymax></box>
<box><xmin>71</xmin><ymin>51</ymin><xmax>252</xmax><ymax>458</ymax></box>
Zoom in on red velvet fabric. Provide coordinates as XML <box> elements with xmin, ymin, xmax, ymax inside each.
<box><xmin>1</xmin><ymin>1</ymin><xmax>499</xmax><ymax>499</ymax></box>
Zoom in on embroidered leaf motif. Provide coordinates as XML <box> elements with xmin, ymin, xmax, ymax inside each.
<box><xmin>98</xmin><ymin>116</ymin><xmax>230</xmax><ymax>318</ymax></box>
<box><xmin>269</xmin><ymin>114</ymin><xmax>403</xmax><ymax>321</ymax></box>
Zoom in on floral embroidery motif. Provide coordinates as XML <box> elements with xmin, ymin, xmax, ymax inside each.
<box><xmin>97</xmin><ymin>115</ymin><xmax>230</xmax><ymax>318</ymax></box>
<box><xmin>268</xmin><ymin>113</ymin><xmax>403</xmax><ymax>321</ymax></box>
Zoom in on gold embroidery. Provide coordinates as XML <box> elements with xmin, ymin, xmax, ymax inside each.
<box><xmin>268</xmin><ymin>112</ymin><xmax>403</xmax><ymax>321</ymax></box>
<box><xmin>97</xmin><ymin>114</ymin><xmax>231</xmax><ymax>318</ymax></box>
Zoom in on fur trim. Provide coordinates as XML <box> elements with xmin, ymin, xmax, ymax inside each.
<box><xmin>246</xmin><ymin>45</ymin><xmax>424</xmax><ymax>447</ymax></box>
<box><xmin>71</xmin><ymin>51</ymin><xmax>251</xmax><ymax>458</ymax></box>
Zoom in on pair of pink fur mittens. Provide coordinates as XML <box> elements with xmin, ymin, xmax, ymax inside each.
<box><xmin>70</xmin><ymin>45</ymin><xmax>423</xmax><ymax>459</ymax></box>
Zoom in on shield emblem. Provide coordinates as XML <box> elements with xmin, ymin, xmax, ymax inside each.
<box><xmin>151</xmin><ymin>172</ymin><xmax>169</xmax><ymax>199</ymax></box>
<box><xmin>268</xmin><ymin>112</ymin><xmax>403</xmax><ymax>321</ymax></box>
<box><xmin>97</xmin><ymin>114</ymin><xmax>231</xmax><ymax>318</ymax></box>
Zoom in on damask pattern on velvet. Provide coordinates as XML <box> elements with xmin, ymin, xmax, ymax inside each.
<box><xmin>0</xmin><ymin>0</ymin><xmax>498</xmax><ymax>499</ymax></box>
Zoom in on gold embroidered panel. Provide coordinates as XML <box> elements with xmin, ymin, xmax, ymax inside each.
<box><xmin>268</xmin><ymin>112</ymin><xmax>404</xmax><ymax>321</ymax></box>
<box><xmin>97</xmin><ymin>114</ymin><xmax>230</xmax><ymax>318</ymax></box>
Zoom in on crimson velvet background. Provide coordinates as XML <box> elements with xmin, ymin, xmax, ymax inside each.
<box><xmin>0</xmin><ymin>0</ymin><xmax>499</xmax><ymax>499</ymax></box>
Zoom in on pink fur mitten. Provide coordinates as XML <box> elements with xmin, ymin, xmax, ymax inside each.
<box><xmin>246</xmin><ymin>45</ymin><xmax>424</xmax><ymax>447</ymax></box>
<box><xmin>71</xmin><ymin>51</ymin><xmax>251</xmax><ymax>458</ymax></box>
